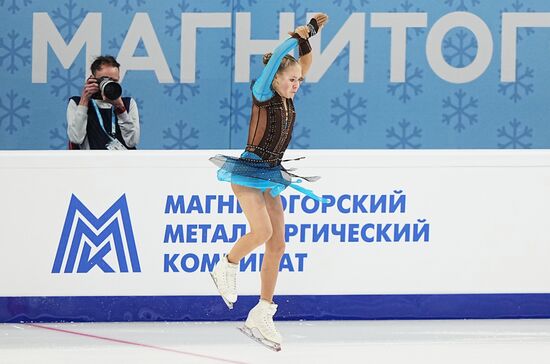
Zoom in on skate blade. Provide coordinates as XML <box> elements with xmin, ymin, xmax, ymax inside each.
<box><xmin>238</xmin><ymin>326</ymin><xmax>281</xmax><ymax>352</ymax></box>
<box><xmin>209</xmin><ymin>272</ymin><xmax>234</xmax><ymax>310</ymax></box>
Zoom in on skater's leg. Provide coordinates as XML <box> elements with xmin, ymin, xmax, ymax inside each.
<box><xmin>227</xmin><ymin>184</ymin><xmax>273</xmax><ymax>263</ymax></box>
<box><xmin>260</xmin><ymin>192</ymin><xmax>285</xmax><ymax>302</ymax></box>
<box><xmin>211</xmin><ymin>185</ymin><xmax>272</xmax><ymax>308</ymax></box>
<box><xmin>239</xmin><ymin>191</ymin><xmax>285</xmax><ymax>349</ymax></box>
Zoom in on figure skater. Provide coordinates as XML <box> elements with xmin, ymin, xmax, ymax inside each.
<box><xmin>209</xmin><ymin>13</ymin><xmax>329</xmax><ymax>351</ymax></box>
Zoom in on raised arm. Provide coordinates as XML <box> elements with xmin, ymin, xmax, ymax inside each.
<box><xmin>252</xmin><ymin>37</ymin><xmax>299</xmax><ymax>102</ymax></box>
<box><xmin>292</xmin><ymin>14</ymin><xmax>329</xmax><ymax>78</ymax></box>
<box><xmin>293</xmin><ymin>26</ymin><xmax>313</xmax><ymax>77</ymax></box>
<box><xmin>253</xmin><ymin>14</ymin><xmax>328</xmax><ymax>102</ymax></box>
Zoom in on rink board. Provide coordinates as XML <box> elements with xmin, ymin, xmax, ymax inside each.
<box><xmin>1</xmin><ymin>150</ymin><xmax>549</xmax><ymax>322</ymax></box>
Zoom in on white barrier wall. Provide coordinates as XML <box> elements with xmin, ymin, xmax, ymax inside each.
<box><xmin>1</xmin><ymin>150</ymin><xmax>550</xmax><ymax>321</ymax></box>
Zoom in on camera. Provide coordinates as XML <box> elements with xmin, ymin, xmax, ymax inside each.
<box><xmin>92</xmin><ymin>76</ymin><xmax>122</xmax><ymax>100</ymax></box>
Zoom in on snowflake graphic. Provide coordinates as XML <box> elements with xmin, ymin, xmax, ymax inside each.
<box><xmin>280</xmin><ymin>0</ymin><xmax>308</xmax><ymax>25</ymax></box>
<box><xmin>220</xmin><ymin>36</ymin><xmax>235</xmax><ymax>67</ymax></box>
<box><xmin>502</xmin><ymin>1</ymin><xmax>535</xmax><ymax>42</ymax></box>
<box><xmin>51</xmin><ymin>0</ymin><xmax>87</xmax><ymax>40</ymax></box>
<box><xmin>330</xmin><ymin>89</ymin><xmax>367</xmax><ymax>133</ymax></box>
<box><xmin>165</xmin><ymin>1</ymin><xmax>201</xmax><ymax>40</ymax></box>
<box><xmin>498</xmin><ymin>62</ymin><xmax>534</xmax><ymax>103</ymax></box>
<box><xmin>163</xmin><ymin>120</ymin><xmax>199</xmax><ymax>149</ymax></box>
<box><xmin>163</xmin><ymin>65</ymin><xmax>200</xmax><ymax>104</ymax></box>
<box><xmin>442</xmin><ymin>89</ymin><xmax>478</xmax><ymax>132</ymax></box>
<box><xmin>445</xmin><ymin>0</ymin><xmax>480</xmax><ymax>11</ymax></box>
<box><xmin>109</xmin><ymin>0</ymin><xmax>145</xmax><ymax>15</ymax></box>
<box><xmin>0</xmin><ymin>30</ymin><xmax>31</xmax><ymax>74</ymax></box>
<box><xmin>0</xmin><ymin>0</ymin><xmax>31</xmax><ymax>14</ymax></box>
<box><xmin>220</xmin><ymin>28</ymin><xmax>257</xmax><ymax>70</ymax></box>
<box><xmin>108</xmin><ymin>31</ymin><xmax>146</xmax><ymax>54</ymax></box>
<box><xmin>497</xmin><ymin>119</ymin><xmax>532</xmax><ymax>148</ymax></box>
<box><xmin>387</xmin><ymin>62</ymin><xmax>423</xmax><ymax>103</ymax></box>
<box><xmin>50</xmin><ymin>64</ymin><xmax>85</xmax><ymax>100</ymax></box>
<box><xmin>275</xmin><ymin>0</ymin><xmax>312</xmax><ymax>36</ymax></box>
<box><xmin>293</xmin><ymin>82</ymin><xmax>312</xmax><ymax>102</ymax></box>
<box><xmin>219</xmin><ymin>88</ymin><xmax>251</xmax><ymax>134</ymax></box>
<box><xmin>0</xmin><ymin>90</ymin><xmax>30</xmax><ymax>134</ymax></box>
<box><xmin>218</xmin><ymin>34</ymin><xmax>233</xmax><ymax>67</ymax></box>
<box><xmin>222</xmin><ymin>0</ymin><xmax>257</xmax><ymax>11</ymax></box>
<box><xmin>333</xmin><ymin>0</ymin><xmax>369</xmax><ymax>14</ymax></box>
<box><xmin>390</xmin><ymin>1</ymin><xmax>425</xmax><ymax>40</ymax></box>
<box><xmin>443</xmin><ymin>29</ymin><xmax>478</xmax><ymax>68</ymax></box>
<box><xmin>288</xmin><ymin>126</ymin><xmax>311</xmax><ymax>149</ymax></box>
<box><xmin>49</xmin><ymin>122</ymin><xmax>69</xmax><ymax>150</ymax></box>
<box><xmin>386</xmin><ymin>119</ymin><xmax>422</xmax><ymax>149</ymax></box>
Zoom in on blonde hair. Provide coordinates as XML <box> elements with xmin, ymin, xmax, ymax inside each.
<box><xmin>262</xmin><ymin>53</ymin><xmax>299</xmax><ymax>74</ymax></box>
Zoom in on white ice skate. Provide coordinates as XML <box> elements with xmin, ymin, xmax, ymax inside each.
<box><xmin>210</xmin><ymin>255</ymin><xmax>238</xmax><ymax>309</ymax></box>
<box><xmin>238</xmin><ymin>299</ymin><xmax>282</xmax><ymax>352</ymax></box>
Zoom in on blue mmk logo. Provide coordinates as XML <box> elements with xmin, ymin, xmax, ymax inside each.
<box><xmin>52</xmin><ymin>194</ymin><xmax>141</xmax><ymax>273</ymax></box>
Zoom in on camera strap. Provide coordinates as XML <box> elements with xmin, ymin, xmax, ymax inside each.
<box><xmin>91</xmin><ymin>100</ymin><xmax>117</xmax><ymax>139</ymax></box>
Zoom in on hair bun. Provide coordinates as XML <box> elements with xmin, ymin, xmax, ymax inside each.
<box><xmin>263</xmin><ymin>53</ymin><xmax>273</xmax><ymax>65</ymax></box>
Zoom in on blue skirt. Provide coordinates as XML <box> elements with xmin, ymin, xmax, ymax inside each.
<box><xmin>209</xmin><ymin>151</ymin><xmax>326</xmax><ymax>202</ymax></box>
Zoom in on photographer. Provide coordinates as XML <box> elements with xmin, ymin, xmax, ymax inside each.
<box><xmin>67</xmin><ymin>55</ymin><xmax>140</xmax><ymax>150</ymax></box>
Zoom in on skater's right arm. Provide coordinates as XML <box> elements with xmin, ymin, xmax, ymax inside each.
<box><xmin>252</xmin><ymin>14</ymin><xmax>328</xmax><ymax>102</ymax></box>
<box><xmin>252</xmin><ymin>37</ymin><xmax>299</xmax><ymax>102</ymax></box>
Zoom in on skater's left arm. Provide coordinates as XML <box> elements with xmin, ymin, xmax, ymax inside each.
<box><xmin>290</xmin><ymin>13</ymin><xmax>329</xmax><ymax>78</ymax></box>
<box><xmin>292</xmin><ymin>26</ymin><xmax>313</xmax><ymax>77</ymax></box>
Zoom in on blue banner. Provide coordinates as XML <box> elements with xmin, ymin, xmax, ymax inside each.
<box><xmin>4</xmin><ymin>294</ymin><xmax>550</xmax><ymax>322</ymax></box>
<box><xmin>1</xmin><ymin>0</ymin><xmax>549</xmax><ymax>149</ymax></box>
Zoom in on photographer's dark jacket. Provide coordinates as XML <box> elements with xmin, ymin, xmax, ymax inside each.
<box><xmin>67</xmin><ymin>97</ymin><xmax>140</xmax><ymax>150</ymax></box>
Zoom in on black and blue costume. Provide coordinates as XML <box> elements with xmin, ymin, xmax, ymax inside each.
<box><xmin>210</xmin><ymin>36</ymin><xmax>324</xmax><ymax>202</ymax></box>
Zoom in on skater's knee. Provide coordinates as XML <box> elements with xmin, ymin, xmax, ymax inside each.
<box><xmin>265</xmin><ymin>239</ymin><xmax>285</xmax><ymax>257</ymax></box>
<box><xmin>250</xmin><ymin>225</ymin><xmax>273</xmax><ymax>246</ymax></box>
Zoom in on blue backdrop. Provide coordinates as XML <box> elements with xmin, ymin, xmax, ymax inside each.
<box><xmin>1</xmin><ymin>0</ymin><xmax>549</xmax><ymax>150</ymax></box>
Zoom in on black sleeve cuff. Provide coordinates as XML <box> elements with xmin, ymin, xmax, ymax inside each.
<box><xmin>307</xmin><ymin>18</ymin><xmax>319</xmax><ymax>36</ymax></box>
<box><xmin>298</xmin><ymin>38</ymin><xmax>312</xmax><ymax>57</ymax></box>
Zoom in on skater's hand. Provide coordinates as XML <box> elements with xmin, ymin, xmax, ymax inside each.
<box><xmin>312</xmin><ymin>13</ymin><xmax>329</xmax><ymax>30</ymax></box>
<box><xmin>288</xmin><ymin>25</ymin><xmax>309</xmax><ymax>39</ymax></box>
<box><xmin>305</xmin><ymin>13</ymin><xmax>328</xmax><ymax>38</ymax></box>
<box><xmin>288</xmin><ymin>13</ymin><xmax>328</xmax><ymax>39</ymax></box>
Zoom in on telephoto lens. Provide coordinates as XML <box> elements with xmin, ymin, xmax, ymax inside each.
<box><xmin>98</xmin><ymin>77</ymin><xmax>122</xmax><ymax>100</ymax></box>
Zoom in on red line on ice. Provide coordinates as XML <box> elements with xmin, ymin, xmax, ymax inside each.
<box><xmin>27</xmin><ymin>323</ymin><xmax>248</xmax><ymax>364</ymax></box>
